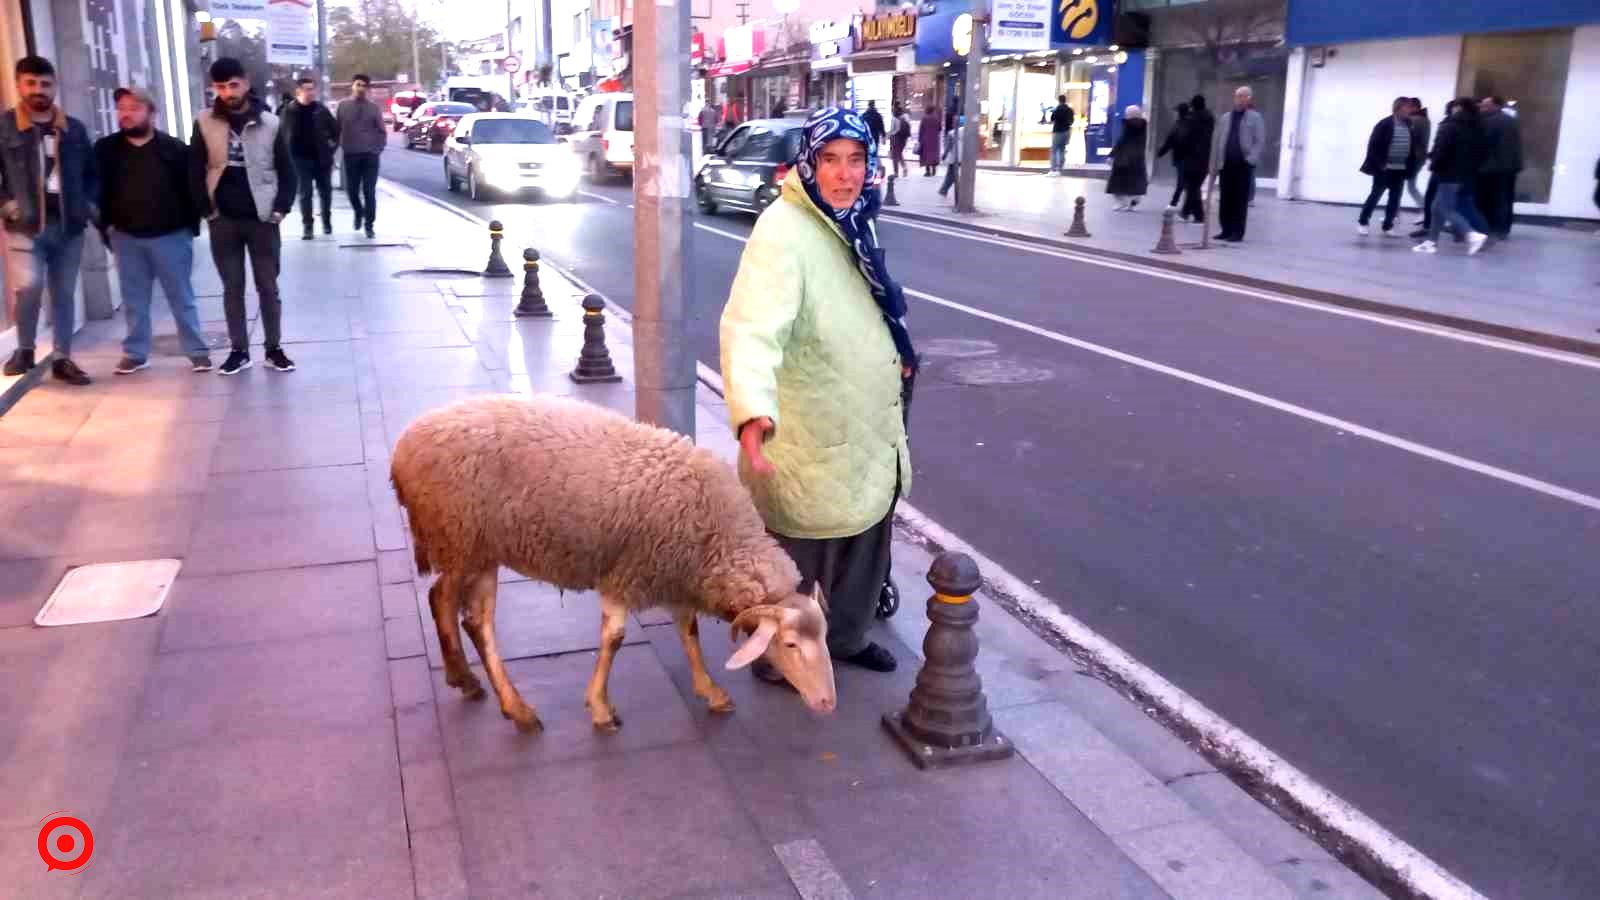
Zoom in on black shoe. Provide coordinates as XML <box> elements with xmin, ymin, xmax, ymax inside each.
<box><xmin>3</xmin><ymin>348</ymin><xmax>34</xmax><ymax>376</ymax></box>
<box><xmin>364</xmin><ymin>224</ymin><xmax>376</xmax><ymax>239</ymax></box>
<box><xmin>264</xmin><ymin>348</ymin><xmax>296</xmax><ymax>372</ymax></box>
<box><xmin>1409</xmin><ymin>228</ymin><xmax>1428</xmax><ymax>239</ymax></box>
<box><xmin>835</xmin><ymin>642</ymin><xmax>897</xmax><ymax>672</ymax></box>
<box><xmin>302</xmin><ymin>225</ymin><xmax>314</xmax><ymax>240</ymax></box>
<box><xmin>322</xmin><ymin>216</ymin><xmax>333</xmax><ymax>235</ymax></box>
<box><xmin>219</xmin><ymin>350</ymin><xmax>252</xmax><ymax>376</ymax></box>
<box><xmin>52</xmin><ymin>358</ymin><xmax>92</xmax><ymax>386</ymax></box>
<box><xmin>353</xmin><ymin>213</ymin><xmax>362</xmax><ymax>231</ymax></box>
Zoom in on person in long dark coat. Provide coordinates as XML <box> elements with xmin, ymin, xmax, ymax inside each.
<box><xmin>1105</xmin><ymin>105</ymin><xmax>1149</xmax><ymax>210</ymax></box>
<box><xmin>1177</xmin><ymin>95</ymin><xmax>1215</xmax><ymax>222</ymax></box>
<box><xmin>917</xmin><ymin>104</ymin><xmax>942</xmax><ymax>176</ymax></box>
<box><xmin>1155</xmin><ymin>102</ymin><xmax>1190</xmax><ymax>208</ymax></box>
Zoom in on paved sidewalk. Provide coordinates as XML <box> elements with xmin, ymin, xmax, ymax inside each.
<box><xmin>1</xmin><ymin>182</ymin><xmax>1380</xmax><ymax>899</ymax></box>
<box><xmin>887</xmin><ymin>168</ymin><xmax>1600</xmax><ymax>351</ymax></box>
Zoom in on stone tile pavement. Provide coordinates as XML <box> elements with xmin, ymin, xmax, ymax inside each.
<box><xmin>0</xmin><ymin>181</ymin><xmax>1382</xmax><ymax>899</ymax></box>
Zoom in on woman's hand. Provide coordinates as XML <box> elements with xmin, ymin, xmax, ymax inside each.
<box><xmin>739</xmin><ymin>417</ymin><xmax>776</xmax><ymax>478</ymax></box>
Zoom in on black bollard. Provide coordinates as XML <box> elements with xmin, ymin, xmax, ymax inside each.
<box><xmin>1064</xmin><ymin>196</ymin><xmax>1091</xmax><ymax>238</ymax></box>
<box><xmin>514</xmin><ymin>248</ymin><xmax>552</xmax><ymax>318</ymax></box>
<box><xmin>883</xmin><ymin>551</ymin><xmax>1014</xmax><ymax>769</ymax></box>
<box><xmin>483</xmin><ymin>220</ymin><xmax>514</xmax><ymax>279</ymax></box>
<box><xmin>569</xmin><ymin>294</ymin><xmax>623</xmax><ymax>384</ymax></box>
<box><xmin>1152</xmin><ymin>206</ymin><xmax>1182</xmax><ymax>255</ymax></box>
<box><xmin>884</xmin><ymin>174</ymin><xmax>900</xmax><ymax>207</ymax></box>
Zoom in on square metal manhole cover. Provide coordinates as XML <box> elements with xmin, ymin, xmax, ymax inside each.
<box><xmin>34</xmin><ymin>560</ymin><xmax>181</xmax><ymax>627</ymax></box>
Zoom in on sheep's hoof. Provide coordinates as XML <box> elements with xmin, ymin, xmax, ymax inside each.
<box><xmin>447</xmin><ymin>671</ymin><xmax>486</xmax><ymax>700</ymax></box>
<box><xmin>586</xmin><ymin>700</ymin><xmax>623</xmax><ymax>732</ymax></box>
<box><xmin>704</xmin><ymin>691</ymin><xmax>736</xmax><ymax>714</ymax></box>
<box><xmin>505</xmin><ymin>705</ymin><xmax>543</xmax><ymax>733</ymax></box>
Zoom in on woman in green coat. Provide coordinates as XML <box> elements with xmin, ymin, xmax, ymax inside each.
<box><xmin>720</xmin><ymin>107</ymin><xmax>917</xmax><ymax>678</ymax></box>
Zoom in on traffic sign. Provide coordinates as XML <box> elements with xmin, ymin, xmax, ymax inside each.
<box><xmin>502</xmin><ymin>55</ymin><xmax>522</xmax><ymax>74</ymax></box>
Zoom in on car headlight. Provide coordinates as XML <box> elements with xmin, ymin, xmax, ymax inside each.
<box><xmin>482</xmin><ymin>163</ymin><xmax>521</xmax><ymax>185</ymax></box>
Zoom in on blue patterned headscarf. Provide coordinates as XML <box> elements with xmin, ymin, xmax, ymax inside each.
<box><xmin>795</xmin><ymin>107</ymin><xmax>917</xmax><ymax>373</ymax></box>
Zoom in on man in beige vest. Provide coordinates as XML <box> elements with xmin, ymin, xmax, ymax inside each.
<box><xmin>188</xmin><ymin>57</ymin><xmax>297</xmax><ymax>376</ymax></box>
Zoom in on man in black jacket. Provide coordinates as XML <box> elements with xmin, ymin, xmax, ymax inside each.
<box><xmin>1357</xmin><ymin>97</ymin><xmax>1423</xmax><ymax>237</ymax></box>
<box><xmin>1048</xmin><ymin>95</ymin><xmax>1075</xmax><ymax>175</ymax></box>
<box><xmin>96</xmin><ymin>87</ymin><xmax>211</xmax><ymax>374</ymax></box>
<box><xmin>1476</xmin><ymin>96</ymin><xmax>1522</xmax><ymax>239</ymax></box>
<box><xmin>1414</xmin><ymin>98</ymin><xmax>1487</xmax><ymax>255</ymax></box>
<box><xmin>280</xmin><ymin>76</ymin><xmax>338</xmax><ymax>240</ymax></box>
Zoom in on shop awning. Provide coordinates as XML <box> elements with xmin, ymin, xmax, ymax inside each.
<box><xmin>705</xmin><ymin>59</ymin><xmax>755</xmax><ymax>78</ymax></box>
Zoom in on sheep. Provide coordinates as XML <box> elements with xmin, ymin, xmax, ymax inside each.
<box><xmin>390</xmin><ymin>393</ymin><xmax>837</xmax><ymax>733</ymax></box>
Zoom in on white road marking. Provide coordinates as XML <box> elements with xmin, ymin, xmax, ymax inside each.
<box><xmin>882</xmin><ymin>215</ymin><xmax>1600</xmax><ymax>372</ymax></box>
<box><xmin>578</xmin><ymin>190</ymin><xmax>621</xmax><ymax>205</ymax></box>
<box><xmin>691</xmin><ymin>218</ymin><xmax>1600</xmax><ymax>514</ymax></box>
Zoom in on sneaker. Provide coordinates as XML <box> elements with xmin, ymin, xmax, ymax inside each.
<box><xmin>1467</xmin><ymin>231</ymin><xmax>1488</xmax><ymax>255</ymax></box>
<box><xmin>190</xmin><ymin>355</ymin><xmax>214</xmax><ymax>373</ymax></box>
<box><xmin>3</xmin><ymin>348</ymin><xmax>35</xmax><ymax>376</ymax></box>
<box><xmin>364</xmin><ymin>225</ymin><xmax>376</xmax><ymax>239</ymax></box>
<box><xmin>1381</xmin><ymin>226</ymin><xmax>1400</xmax><ymax>238</ymax></box>
<box><xmin>265</xmin><ymin>348</ymin><xmax>296</xmax><ymax>372</ymax></box>
<box><xmin>1356</xmin><ymin>224</ymin><xmax>1370</xmax><ymax>236</ymax></box>
<box><xmin>219</xmin><ymin>350</ymin><xmax>252</xmax><ymax>376</ymax></box>
<box><xmin>1412</xmin><ymin>240</ymin><xmax>1437</xmax><ymax>254</ymax></box>
<box><xmin>1409</xmin><ymin>227</ymin><xmax>1428</xmax><ymax>240</ymax></box>
<box><xmin>114</xmin><ymin>356</ymin><xmax>149</xmax><ymax>375</ymax></box>
<box><xmin>52</xmin><ymin>358</ymin><xmax>92</xmax><ymax>386</ymax></box>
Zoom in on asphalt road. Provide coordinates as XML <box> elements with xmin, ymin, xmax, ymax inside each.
<box><xmin>377</xmin><ymin>136</ymin><xmax>1600</xmax><ymax>900</ymax></box>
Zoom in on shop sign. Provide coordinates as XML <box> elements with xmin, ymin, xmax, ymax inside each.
<box><xmin>809</xmin><ymin>20</ymin><xmax>852</xmax><ymax>60</ymax></box>
<box><xmin>990</xmin><ymin>0</ymin><xmax>1051</xmax><ymax>52</ymax></box>
<box><xmin>691</xmin><ymin>32</ymin><xmax>706</xmax><ymax>66</ymax></box>
<box><xmin>1050</xmin><ymin>0</ymin><xmax>1114</xmax><ymax>47</ymax></box>
<box><xmin>859</xmin><ymin>11</ymin><xmax>917</xmax><ymax>47</ymax></box>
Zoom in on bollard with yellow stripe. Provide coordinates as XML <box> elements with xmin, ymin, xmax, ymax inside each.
<box><xmin>570</xmin><ymin>294</ymin><xmax>622</xmax><ymax>384</ymax></box>
<box><xmin>883</xmin><ymin>551</ymin><xmax>1015</xmax><ymax>768</ymax></box>
<box><xmin>483</xmin><ymin>220</ymin><xmax>514</xmax><ymax>279</ymax></box>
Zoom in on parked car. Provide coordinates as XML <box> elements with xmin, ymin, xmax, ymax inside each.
<box><xmin>389</xmin><ymin>91</ymin><xmax>426</xmax><ymax>131</ymax></box>
<box><xmin>516</xmin><ymin>89</ymin><xmax>579</xmax><ymax>129</ymax></box>
<box><xmin>443</xmin><ymin>113</ymin><xmax>582</xmax><ymax>202</ymax></box>
<box><xmin>404</xmin><ymin>102</ymin><xmax>478</xmax><ymax>153</ymax></box>
<box><xmin>570</xmin><ymin>92</ymin><xmax>634</xmax><ymax>182</ymax></box>
<box><xmin>694</xmin><ymin>119</ymin><xmax>804</xmax><ymax>216</ymax></box>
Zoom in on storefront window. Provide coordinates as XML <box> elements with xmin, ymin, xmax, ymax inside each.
<box><xmin>1149</xmin><ymin>43</ymin><xmax>1288</xmax><ymax>178</ymax></box>
<box><xmin>1457</xmin><ymin>29</ymin><xmax>1570</xmax><ymax>204</ymax></box>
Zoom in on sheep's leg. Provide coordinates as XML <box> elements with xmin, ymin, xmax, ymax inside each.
<box><xmin>460</xmin><ymin>571</ymin><xmax>542</xmax><ymax>734</ymax></box>
<box><xmin>674</xmin><ymin>610</ymin><xmax>734</xmax><ymax>714</ymax></box>
<box><xmin>428</xmin><ymin>575</ymin><xmax>484</xmax><ymax>701</ymax></box>
<box><xmin>584</xmin><ymin>594</ymin><xmax>629</xmax><ymax>732</ymax></box>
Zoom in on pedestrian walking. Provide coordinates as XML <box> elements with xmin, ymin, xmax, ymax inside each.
<box><xmin>1413</xmin><ymin>97</ymin><xmax>1488</xmax><ymax>255</ymax></box>
<box><xmin>888</xmin><ymin>101</ymin><xmax>911</xmax><ymax>179</ymax></box>
<box><xmin>1178</xmin><ymin>95</ymin><xmax>1214</xmax><ymax>223</ymax></box>
<box><xmin>1155</xmin><ymin>102</ymin><xmax>1189</xmax><ymax>206</ymax></box>
<box><xmin>190</xmin><ymin>57</ymin><xmax>298</xmax><ymax>375</ymax></box>
<box><xmin>720</xmin><ymin>106</ymin><xmax>915</xmax><ymax>682</ymax></box>
<box><xmin>1048</xmin><ymin>94</ymin><xmax>1075</xmax><ymax>175</ymax></box>
<box><xmin>0</xmin><ymin>55</ymin><xmax>97</xmax><ymax>384</ymax></box>
<box><xmin>1357</xmin><ymin>97</ymin><xmax>1424</xmax><ymax>237</ymax></box>
<box><xmin>95</xmin><ymin>87</ymin><xmax>211</xmax><ymax>375</ymax></box>
<box><xmin>917</xmin><ymin>104</ymin><xmax>941</xmax><ymax>176</ymax></box>
<box><xmin>280</xmin><ymin>76</ymin><xmax>338</xmax><ymax>241</ymax></box>
<box><xmin>1477</xmin><ymin>96</ymin><xmax>1522</xmax><ymax>239</ymax></box>
<box><xmin>1106</xmin><ymin>106</ymin><xmax>1149</xmax><ymax>211</ymax></box>
<box><xmin>1405</xmin><ymin>99</ymin><xmax>1430</xmax><ymax>213</ymax></box>
<box><xmin>337</xmin><ymin>73</ymin><xmax>385</xmax><ymax>239</ymax></box>
<box><xmin>938</xmin><ymin>116</ymin><xmax>965</xmax><ymax>203</ymax></box>
<box><xmin>862</xmin><ymin>100</ymin><xmax>886</xmax><ymax>155</ymax></box>
<box><xmin>1209</xmin><ymin>85</ymin><xmax>1265</xmax><ymax>242</ymax></box>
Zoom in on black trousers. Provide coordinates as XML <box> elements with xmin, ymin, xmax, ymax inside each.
<box><xmin>343</xmin><ymin>152</ymin><xmax>381</xmax><ymax>226</ymax></box>
<box><xmin>293</xmin><ymin>156</ymin><xmax>332</xmax><ymax>226</ymax></box>
<box><xmin>939</xmin><ymin>163</ymin><xmax>959</xmax><ymax>201</ymax></box>
<box><xmin>208</xmin><ymin>216</ymin><xmax>282</xmax><ymax>352</ymax></box>
<box><xmin>1218</xmin><ymin>161</ymin><xmax>1252</xmax><ymax>239</ymax></box>
<box><xmin>1177</xmin><ymin>171</ymin><xmax>1205</xmax><ymax>221</ymax></box>
<box><xmin>1477</xmin><ymin>172</ymin><xmax>1516</xmax><ymax>236</ymax></box>
<box><xmin>774</xmin><ymin>493</ymin><xmax>899</xmax><ymax>658</ymax></box>
<box><xmin>1359</xmin><ymin>171</ymin><xmax>1408</xmax><ymax>230</ymax></box>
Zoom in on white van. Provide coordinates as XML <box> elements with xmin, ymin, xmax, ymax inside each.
<box><xmin>517</xmin><ymin>89</ymin><xmax>578</xmax><ymax>128</ymax></box>
<box><xmin>570</xmin><ymin>92</ymin><xmax>634</xmax><ymax>181</ymax></box>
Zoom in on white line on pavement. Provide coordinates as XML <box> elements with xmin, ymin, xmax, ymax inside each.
<box><xmin>882</xmin><ymin>215</ymin><xmax>1600</xmax><ymax>372</ymax></box>
<box><xmin>578</xmin><ymin>190</ymin><xmax>621</xmax><ymax>205</ymax></box>
<box><xmin>692</xmin><ymin>218</ymin><xmax>1600</xmax><ymax>514</ymax></box>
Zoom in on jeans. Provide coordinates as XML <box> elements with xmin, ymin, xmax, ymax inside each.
<box><xmin>939</xmin><ymin>163</ymin><xmax>959</xmax><ymax>201</ymax></box>
<box><xmin>112</xmin><ymin>230</ymin><xmax>208</xmax><ymax>361</ymax></box>
<box><xmin>1359</xmin><ymin>170</ymin><xmax>1408</xmax><ymax>230</ymax></box>
<box><xmin>1427</xmin><ymin>181</ymin><xmax>1474</xmax><ymax>244</ymax></box>
<box><xmin>293</xmin><ymin>155</ymin><xmax>333</xmax><ymax>227</ymax></box>
<box><xmin>1456</xmin><ymin>181</ymin><xmax>1491</xmax><ymax>235</ymax></box>
<box><xmin>343</xmin><ymin>152</ymin><xmax>381</xmax><ymax>226</ymax></box>
<box><xmin>1050</xmin><ymin>131</ymin><xmax>1069</xmax><ymax>172</ymax></box>
<box><xmin>1218</xmin><ymin>161</ymin><xmax>1252</xmax><ymax>239</ymax></box>
<box><xmin>6</xmin><ymin>220</ymin><xmax>85</xmax><ymax>355</ymax></box>
<box><xmin>207</xmin><ymin>216</ymin><xmax>283</xmax><ymax>352</ymax></box>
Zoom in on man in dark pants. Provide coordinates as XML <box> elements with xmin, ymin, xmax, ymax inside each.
<box><xmin>1178</xmin><ymin>94</ymin><xmax>1214</xmax><ymax>223</ymax></box>
<box><xmin>1477</xmin><ymin>96</ymin><xmax>1522</xmax><ymax>239</ymax></box>
<box><xmin>337</xmin><ymin>73</ymin><xmax>385</xmax><ymax>238</ymax></box>
<box><xmin>1357</xmin><ymin>97</ymin><xmax>1423</xmax><ymax>237</ymax></box>
<box><xmin>0</xmin><ymin>55</ymin><xmax>98</xmax><ymax>384</ymax></box>
<box><xmin>1047</xmin><ymin>94</ymin><xmax>1075</xmax><ymax>174</ymax></box>
<box><xmin>1209</xmin><ymin>85</ymin><xmax>1265</xmax><ymax>242</ymax></box>
<box><xmin>280</xmin><ymin>76</ymin><xmax>337</xmax><ymax>240</ymax></box>
<box><xmin>190</xmin><ymin>57</ymin><xmax>297</xmax><ymax>376</ymax></box>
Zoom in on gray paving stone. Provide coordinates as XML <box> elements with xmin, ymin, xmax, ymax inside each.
<box><xmin>389</xmin><ymin>654</ymin><xmax>434</xmax><ymax>708</ymax></box>
<box><xmin>0</xmin><ymin>825</ymin><xmax>93</xmax><ymax>900</ymax></box>
<box><xmin>382</xmin><ymin>581</ymin><xmax>419</xmax><ymax>621</ymax></box>
<box><xmin>210</xmin><ymin>413</ymin><xmax>365</xmax><ymax>473</ymax></box>
<box><xmin>420</xmin><ymin>579</ymin><xmax>647</xmax><ymax>669</ymax></box>
<box><xmin>402</xmin><ymin>756</ymin><xmax>459</xmax><ymax>832</ymax></box>
<box><xmin>378</xmin><ymin>548</ymin><xmax>415</xmax><ymax>584</ymax></box>
<box><xmin>0</xmin><ymin>491</ymin><xmax>196</xmax><ymax>563</ymax></box>
<box><xmin>182</xmin><ymin>507</ymin><xmax>375</xmax><ymax>576</ymax></box>
<box><xmin>159</xmin><ymin>561</ymin><xmax>381</xmax><ymax>653</ymax></box>
<box><xmin>1169</xmin><ymin>772</ymin><xmax>1328</xmax><ymax>869</ymax></box>
<box><xmin>409</xmin><ymin>823</ymin><xmax>470</xmax><ymax>900</ymax></box>
<box><xmin>1116</xmin><ymin>820</ymin><xmax>1296</xmax><ymax>900</ymax></box>
<box><xmin>387</xmin><ymin>612</ymin><xmax>427</xmax><ymax>659</ymax></box>
<box><xmin>1270</xmin><ymin>857</ymin><xmax>1387</xmax><ymax>900</ymax></box>
<box><xmin>199</xmin><ymin>463</ymin><xmax>369</xmax><ymax>518</ymax></box>
<box><xmin>398</xmin><ymin>697</ymin><xmax>447</xmax><ymax>766</ymax></box>
<box><xmin>1052</xmin><ymin>672</ymin><xmax>1219</xmax><ymax>786</ymax></box>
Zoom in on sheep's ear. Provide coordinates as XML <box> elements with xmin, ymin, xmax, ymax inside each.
<box><xmin>725</xmin><ymin>617</ymin><xmax>778</xmax><ymax>670</ymax></box>
<box><xmin>810</xmin><ymin>583</ymin><xmax>828</xmax><ymax>615</ymax></box>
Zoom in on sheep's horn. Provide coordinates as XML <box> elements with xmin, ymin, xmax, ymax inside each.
<box><xmin>729</xmin><ymin>605</ymin><xmax>785</xmax><ymax>641</ymax></box>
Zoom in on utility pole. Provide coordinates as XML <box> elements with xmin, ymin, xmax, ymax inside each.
<box><xmin>410</xmin><ymin>8</ymin><xmax>421</xmax><ymax>89</ymax></box>
<box><xmin>316</xmin><ymin>0</ymin><xmax>329</xmax><ymax>91</ymax></box>
<box><xmin>633</xmin><ymin>0</ymin><xmax>696</xmax><ymax>436</ymax></box>
<box><xmin>506</xmin><ymin>0</ymin><xmax>515</xmax><ymax>104</ymax></box>
<box><xmin>956</xmin><ymin>2</ymin><xmax>985</xmax><ymax>214</ymax></box>
<box><xmin>540</xmin><ymin>0</ymin><xmax>554</xmax><ymax>84</ymax></box>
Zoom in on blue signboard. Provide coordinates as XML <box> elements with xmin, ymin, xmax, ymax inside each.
<box><xmin>918</xmin><ymin>0</ymin><xmax>1117</xmax><ymax>67</ymax></box>
<box><xmin>1287</xmin><ymin>0</ymin><xmax>1600</xmax><ymax>45</ymax></box>
<box><xmin>1051</xmin><ymin>0</ymin><xmax>1114</xmax><ymax>48</ymax></box>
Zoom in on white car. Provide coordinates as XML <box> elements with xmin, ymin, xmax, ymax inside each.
<box><xmin>570</xmin><ymin>92</ymin><xmax>634</xmax><ymax>181</ymax></box>
<box><xmin>442</xmin><ymin>113</ymin><xmax>583</xmax><ymax>201</ymax></box>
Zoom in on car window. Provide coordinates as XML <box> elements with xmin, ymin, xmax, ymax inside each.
<box><xmin>613</xmin><ymin>101</ymin><xmax>633</xmax><ymax>132</ymax></box>
<box><xmin>734</xmin><ymin>128</ymin><xmax>782</xmax><ymax>162</ymax></box>
<box><xmin>557</xmin><ymin>97</ymin><xmax>571</xmax><ymax>111</ymax></box>
<box><xmin>585</xmin><ymin>101</ymin><xmax>605</xmax><ymax>132</ymax></box>
<box><xmin>439</xmin><ymin>103</ymin><xmax>478</xmax><ymax>116</ymax></box>
<box><xmin>718</xmin><ymin>126</ymin><xmax>752</xmax><ymax>158</ymax></box>
<box><xmin>471</xmin><ymin>119</ymin><xmax>556</xmax><ymax>144</ymax></box>
<box><xmin>781</xmin><ymin>129</ymin><xmax>802</xmax><ymax>163</ymax></box>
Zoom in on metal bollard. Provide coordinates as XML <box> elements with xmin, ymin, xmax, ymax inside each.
<box><xmin>514</xmin><ymin>248</ymin><xmax>552</xmax><ymax>318</ymax></box>
<box><xmin>482</xmin><ymin>220</ymin><xmax>514</xmax><ymax>279</ymax></box>
<box><xmin>569</xmin><ymin>294</ymin><xmax>623</xmax><ymax>384</ymax></box>
<box><xmin>883</xmin><ymin>551</ymin><xmax>1014</xmax><ymax>769</ymax></box>
<box><xmin>1152</xmin><ymin>206</ymin><xmax>1182</xmax><ymax>255</ymax></box>
<box><xmin>884</xmin><ymin>174</ymin><xmax>900</xmax><ymax>207</ymax></box>
<box><xmin>1064</xmin><ymin>196</ymin><xmax>1091</xmax><ymax>238</ymax></box>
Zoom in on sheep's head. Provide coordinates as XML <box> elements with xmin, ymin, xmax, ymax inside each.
<box><xmin>724</xmin><ymin>585</ymin><xmax>836</xmax><ymax>714</ymax></box>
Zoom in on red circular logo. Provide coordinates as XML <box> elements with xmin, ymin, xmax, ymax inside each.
<box><xmin>37</xmin><ymin>814</ymin><xmax>94</xmax><ymax>873</ymax></box>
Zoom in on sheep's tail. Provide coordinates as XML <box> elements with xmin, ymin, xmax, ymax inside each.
<box><xmin>390</xmin><ymin>470</ymin><xmax>433</xmax><ymax>576</ymax></box>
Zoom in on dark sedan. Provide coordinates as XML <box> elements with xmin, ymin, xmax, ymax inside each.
<box><xmin>404</xmin><ymin>102</ymin><xmax>478</xmax><ymax>153</ymax></box>
<box><xmin>695</xmin><ymin>119</ymin><xmax>805</xmax><ymax>217</ymax></box>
